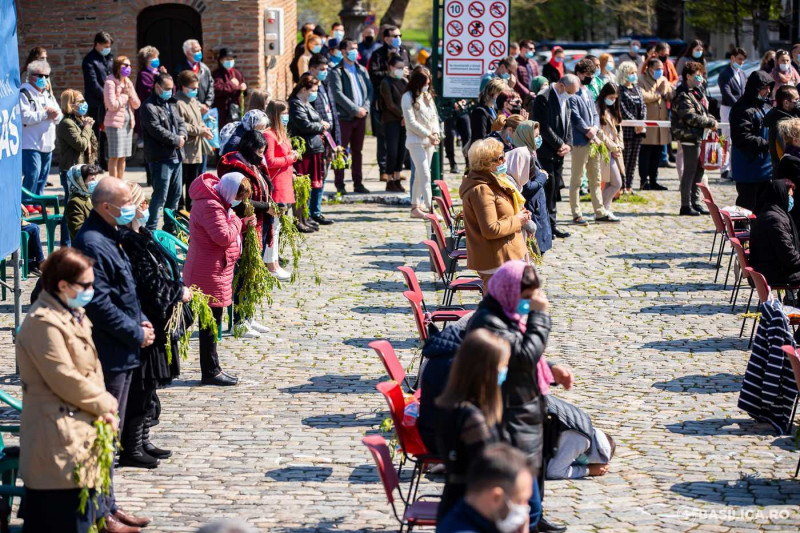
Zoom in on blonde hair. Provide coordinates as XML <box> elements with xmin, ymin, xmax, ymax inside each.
<box><xmin>60</xmin><ymin>89</ymin><xmax>83</xmax><ymax>115</ymax></box>
<box><xmin>481</xmin><ymin>78</ymin><xmax>508</xmax><ymax>105</ymax></box>
<box><xmin>616</xmin><ymin>61</ymin><xmax>638</xmax><ymax>85</ymax></box>
<box><xmin>246</xmin><ymin>89</ymin><xmax>270</xmax><ymax>112</ymax></box>
<box><xmin>491</xmin><ymin>113</ymin><xmax>526</xmax><ymax>133</ymax></box>
<box><xmin>305</xmin><ymin>35</ymin><xmax>322</xmax><ymax>54</ymax></box>
<box><xmin>469</xmin><ymin>138</ymin><xmax>505</xmax><ymax>172</ymax></box>
<box><xmin>126</xmin><ymin>181</ymin><xmax>146</xmax><ymax>207</ymax></box>
<box><xmin>599</xmin><ymin>53</ymin><xmax>614</xmax><ymax>73</ymax></box>
<box><xmin>779</xmin><ymin>117</ymin><xmax>800</xmax><ymax>146</ymax></box>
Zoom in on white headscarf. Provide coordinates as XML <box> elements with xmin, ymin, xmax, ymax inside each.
<box><xmin>215</xmin><ymin>172</ymin><xmax>245</xmax><ymax>205</ymax></box>
<box><xmin>505</xmin><ymin>147</ymin><xmax>531</xmax><ymax>191</ymax></box>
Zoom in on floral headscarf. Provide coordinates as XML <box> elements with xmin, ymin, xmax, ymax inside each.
<box><xmin>242</xmin><ymin>109</ymin><xmax>269</xmax><ymax>131</ymax></box>
<box><xmin>66</xmin><ymin>165</ymin><xmax>90</xmax><ymax>198</ymax></box>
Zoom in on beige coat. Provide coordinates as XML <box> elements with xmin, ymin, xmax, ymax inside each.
<box><xmin>598</xmin><ymin>109</ymin><xmax>625</xmax><ymax>183</ymax></box>
<box><xmin>16</xmin><ymin>291</ymin><xmax>117</xmax><ymax>490</ymax></box>
<box><xmin>639</xmin><ymin>72</ymin><xmax>674</xmax><ymax>145</ymax></box>
<box><xmin>175</xmin><ymin>92</ymin><xmax>212</xmax><ymax>164</ymax></box>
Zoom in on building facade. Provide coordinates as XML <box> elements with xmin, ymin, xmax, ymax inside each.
<box><xmin>16</xmin><ymin>0</ymin><xmax>298</xmax><ymax>101</ymax></box>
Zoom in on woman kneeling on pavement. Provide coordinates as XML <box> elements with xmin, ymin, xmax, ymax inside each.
<box><xmin>183</xmin><ymin>172</ymin><xmax>255</xmax><ymax>386</ymax></box>
<box><xmin>465</xmin><ymin>260</ymin><xmax>574</xmax><ymax>533</ymax></box>
<box><xmin>17</xmin><ymin>247</ymin><xmax>150</xmax><ymax>533</ymax></box>
<box><xmin>117</xmin><ymin>182</ymin><xmax>188</xmax><ymax>468</ymax></box>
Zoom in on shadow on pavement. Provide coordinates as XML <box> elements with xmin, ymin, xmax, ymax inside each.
<box><xmin>301</xmin><ymin>412</ymin><xmax>385</xmax><ymax>429</ymax></box>
<box><xmin>265</xmin><ymin>466</ymin><xmax>333</xmax><ymax>482</ymax></box>
<box><xmin>280</xmin><ymin>374</ymin><xmax>382</xmax><ymax>395</ymax></box>
<box><xmin>639</xmin><ymin>303</ymin><xmax>735</xmax><ymax>315</ymax></box>
<box><xmin>653</xmin><ymin>373</ymin><xmax>742</xmax><ymax>394</ymax></box>
<box><xmin>664</xmin><ymin>418</ymin><xmax>763</xmax><ymax>436</ymax></box>
<box><xmin>670</xmin><ymin>476</ymin><xmax>799</xmax><ymax>505</ymax></box>
<box><xmin>642</xmin><ymin>337</ymin><xmax>746</xmax><ymax>353</ymax></box>
<box><xmin>611</xmin><ymin>252</ymin><xmax>706</xmax><ymax>260</ymax></box>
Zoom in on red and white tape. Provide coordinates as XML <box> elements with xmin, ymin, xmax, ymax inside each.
<box><xmin>620</xmin><ymin>120</ymin><xmax>729</xmax><ymax>128</ymax></box>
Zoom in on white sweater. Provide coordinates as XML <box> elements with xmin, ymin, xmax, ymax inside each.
<box><xmin>401</xmin><ymin>91</ymin><xmax>439</xmax><ymax>146</ymax></box>
<box><xmin>20</xmin><ymin>82</ymin><xmax>62</xmax><ymax>152</ymax></box>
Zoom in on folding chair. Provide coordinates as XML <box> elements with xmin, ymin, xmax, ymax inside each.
<box><xmin>728</xmin><ymin>237</ymin><xmax>752</xmax><ymax>311</ymax></box>
<box><xmin>152</xmin><ymin>230</ymin><xmax>188</xmax><ymax>267</ymax></box>
<box><xmin>0</xmin><ymin>390</ymin><xmax>23</xmax><ymax>533</ymax></box>
<box><xmin>22</xmin><ymin>186</ymin><xmax>64</xmax><ymax>255</ymax></box>
<box><xmin>432</xmin><ymin>196</ymin><xmax>464</xmax><ymax>237</ymax></box>
<box><xmin>433</xmin><ymin>179</ymin><xmax>460</xmax><ymax>217</ymax></box>
<box><xmin>368</xmin><ymin>340</ymin><xmax>420</xmax><ymax>398</ymax></box>
<box><xmin>704</xmin><ymin>199</ymin><xmax>727</xmax><ymax>265</ymax></box>
<box><xmin>422</xmin><ymin>240</ymin><xmax>483</xmax><ymax>306</ymax></box>
<box><xmin>375</xmin><ymin>381</ymin><xmax>442</xmax><ymax>503</ymax></box>
<box><xmin>779</xmin><ymin>346</ymin><xmax>800</xmax><ymax>477</ymax></box>
<box><xmin>397</xmin><ymin>266</ymin><xmax>471</xmax><ymax>323</ymax></box>
<box><xmin>719</xmin><ymin>210</ymin><xmax>750</xmax><ymax>289</ymax></box>
<box><xmin>362</xmin><ymin>435</ymin><xmax>438</xmax><ymax>533</ymax></box>
<box><xmin>424</xmin><ymin>213</ymin><xmax>466</xmax><ymax>279</ymax></box>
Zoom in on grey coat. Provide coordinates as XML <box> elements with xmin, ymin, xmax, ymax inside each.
<box><xmin>329</xmin><ymin>62</ymin><xmax>373</xmax><ymax>121</ymax></box>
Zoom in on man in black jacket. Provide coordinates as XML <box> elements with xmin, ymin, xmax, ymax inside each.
<box><xmin>533</xmin><ymin>74</ymin><xmax>578</xmax><ymax>239</ymax></box>
<box><xmin>74</xmin><ymin>177</ymin><xmax>155</xmax><ymax>529</ymax></box>
<box><xmin>141</xmin><ymin>73</ymin><xmax>187</xmax><ymax>232</ymax></box>
<box><xmin>81</xmin><ymin>31</ymin><xmax>114</xmax><ymax>169</ymax></box>
<box><xmin>729</xmin><ymin>70</ymin><xmax>774</xmax><ymax>211</ymax></box>
<box><xmin>174</xmin><ymin>39</ymin><xmax>215</xmax><ymax>114</ymax></box>
<box><xmin>307</xmin><ymin>54</ymin><xmax>340</xmax><ymax>224</ymax></box>
<box><xmin>717</xmin><ymin>48</ymin><xmax>748</xmax><ymax>180</ymax></box>
<box><xmin>764</xmin><ymin>84</ymin><xmax>800</xmax><ymax>178</ymax></box>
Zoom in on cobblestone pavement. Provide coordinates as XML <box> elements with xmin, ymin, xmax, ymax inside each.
<box><xmin>2</xmin><ymin>145</ymin><xmax>800</xmax><ymax>532</ymax></box>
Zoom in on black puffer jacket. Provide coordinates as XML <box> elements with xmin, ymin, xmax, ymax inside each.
<box><xmin>749</xmin><ymin>179</ymin><xmax>800</xmax><ymax>286</ymax></box>
<box><xmin>543</xmin><ymin>395</ymin><xmax>593</xmax><ymax>461</ymax></box>
<box><xmin>764</xmin><ymin>105</ymin><xmax>800</xmax><ymax>177</ymax></box>
<box><xmin>465</xmin><ymin>295</ymin><xmax>551</xmax><ymax>470</ymax></box>
<box><xmin>730</xmin><ymin>70</ymin><xmax>773</xmax><ymax>157</ymax></box>
<box><xmin>671</xmin><ymin>84</ymin><xmax>717</xmax><ymax>144</ymax></box>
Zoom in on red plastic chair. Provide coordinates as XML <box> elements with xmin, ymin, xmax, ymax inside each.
<box><xmin>433</xmin><ymin>179</ymin><xmax>459</xmax><ymax>216</ymax></box>
<box><xmin>697</xmin><ymin>182</ymin><xmax>714</xmax><ymax>203</ymax></box>
<box><xmin>704</xmin><ymin>199</ymin><xmax>726</xmax><ymax>266</ymax></box>
<box><xmin>422</xmin><ymin>240</ymin><xmax>483</xmax><ymax>306</ymax></box>
<box><xmin>728</xmin><ymin>238</ymin><xmax>752</xmax><ymax>311</ymax></box>
<box><xmin>779</xmin><ymin>346</ymin><xmax>800</xmax><ymax>477</ymax></box>
<box><xmin>720</xmin><ymin>210</ymin><xmax>750</xmax><ymax>288</ymax></box>
<box><xmin>362</xmin><ymin>435</ymin><xmax>439</xmax><ymax>533</ymax></box>
<box><xmin>425</xmin><ymin>213</ymin><xmax>467</xmax><ymax>279</ymax></box>
<box><xmin>397</xmin><ymin>266</ymin><xmax>471</xmax><ymax>323</ymax></box>
<box><xmin>746</xmin><ymin>268</ymin><xmax>774</xmax><ymax>349</ymax></box>
<box><xmin>369</xmin><ymin>340</ymin><xmax>412</xmax><ymax>386</ymax></box>
<box><xmin>403</xmin><ymin>290</ymin><xmax>431</xmax><ymax>344</ymax></box>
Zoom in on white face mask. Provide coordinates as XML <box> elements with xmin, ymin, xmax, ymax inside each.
<box><xmin>495</xmin><ymin>500</ymin><xmax>530</xmax><ymax>533</ymax></box>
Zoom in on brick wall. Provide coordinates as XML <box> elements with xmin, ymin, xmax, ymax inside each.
<box><xmin>16</xmin><ymin>0</ymin><xmax>297</xmax><ymax>100</ymax></box>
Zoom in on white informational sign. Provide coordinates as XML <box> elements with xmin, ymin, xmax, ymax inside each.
<box><xmin>442</xmin><ymin>0</ymin><xmax>510</xmax><ymax>98</ymax></box>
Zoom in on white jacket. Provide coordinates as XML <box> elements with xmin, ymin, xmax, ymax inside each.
<box><xmin>402</xmin><ymin>91</ymin><xmax>439</xmax><ymax>146</ymax></box>
<box><xmin>20</xmin><ymin>82</ymin><xmax>62</xmax><ymax>152</ymax></box>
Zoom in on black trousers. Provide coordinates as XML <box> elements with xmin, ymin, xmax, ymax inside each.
<box><xmin>199</xmin><ymin>307</ymin><xmax>224</xmax><ymax>378</ymax></box>
<box><xmin>444</xmin><ymin>113</ymin><xmax>471</xmax><ymax>166</ymax></box>
<box><xmin>21</xmin><ymin>488</ymin><xmax>103</xmax><ymax>533</ymax></box>
<box><xmin>539</xmin><ymin>154</ymin><xmax>564</xmax><ymax>229</ymax></box>
<box><xmin>102</xmin><ymin>368</ymin><xmax>133</xmax><ymax>514</ymax></box>
<box><xmin>180</xmin><ymin>163</ymin><xmax>203</xmax><ymax>211</ymax></box>
<box><xmin>638</xmin><ymin>144</ymin><xmax>663</xmax><ymax>185</ymax></box>
<box><xmin>122</xmin><ymin>377</ymin><xmax>155</xmax><ymax>451</ymax></box>
<box><xmin>735</xmin><ymin>181</ymin><xmax>767</xmax><ymax>212</ymax></box>
<box><xmin>383</xmin><ymin>121</ymin><xmax>406</xmax><ymax>174</ymax></box>
<box><xmin>371</xmin><ymin>105</ymin><xmax>387</xmax><ymax>174</ymax></box>
<box><xmin>87</xmin><ymin>104</ymin><xmax>107</xmax><ymax>171</ymax></box>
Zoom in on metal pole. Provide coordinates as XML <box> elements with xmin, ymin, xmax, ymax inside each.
<box><xmin>13</xmin><ymin>250</ymin><xmax>21</xmax><ymax>374</ymax></box>
<box><xmin>431</xmin><ymin>0</ymin><xmax>443</xmax><ymax>194</ymax></box>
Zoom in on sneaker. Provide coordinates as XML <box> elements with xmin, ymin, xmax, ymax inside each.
<box><xmin>595</xmin><ymin>213</ymin><xmax>620</xmax><ymax>223</ymax></box>
<box><xmin>640</xmin><ymin>182</ymin><xmax>652</xmax><ymax>190</ymax></box>
<box><xmin>239</xmin><ymin>323</ymin><xmax>262</xmax><ymax>338</ymax></box>
<box><xmin>572</xmin><ymin>216</ymin><xmax>589</xmax><ymax>226</ymax></box>
<box><xmin>353</xmin><ymin>184</ymin><xmax>371</xmax><ymax>194</ymax></box>
<box><xmin>249</xmin><ymin>320</ymin><xmax>271</xmax><ymax>334</ymax></box>
<box><xmin>450</xmin><ymin>164</ymin><xmax>460</xmax><ymax>174</ymax></box>
<box><xmin>306</xmin><ymin>219</ymin><xmax>320</xmax><ymax>229</ymax></box>
<box><xmin>268</xmin><ymin>267</ymin><xmax>292</xmax><ymax>281</ymax></box>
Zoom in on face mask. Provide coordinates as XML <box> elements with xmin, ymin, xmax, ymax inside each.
<box><xmin>334</xmin><ymin>30</ymin><xmax>344</xmax><ymax>40</ymax></box>
<box><xmin>495</xmin><ymin>163</ymin><xmax>507</xmax><ymax>175</ymax></box>
<box><xmin>554</xmin><ymin>56</ymin><xmax>563</xmax><ymax>63</ymax></box>
<box><xmin>193</xmin><ymin>51</ymin><xmax>203</xmax><ymax>62</ymax></box>
<box><xmin>150</xmin><ymin>57</ymin><xmax>160</xmax><ymax>69</ymax></box>
<box><xmin>500</xmin><ymin>72</ymin><xmax>510</xmax><ymax>80</ymax></box>
<box><xmin>159</xmin><ymin>89</ymin><xmax>172</xmax><ymax>101</ymax></box>
<box><xmin>35</xmin><ymin>76</ymin><xmax>47</xmax><ymax>89</ymax></box>
<box><xmin>516</xmin><ymin>298</ymin><xmax>531</xmax><ymax>315</ymax></box>
<box><xmin>317</xmin><ymin>70</ymin><xmax>329</xmax><ymax>82</ymax></box>
<box><xmin>497</xmin><ymin>366</ymin><xmax>508</xmax><ymax>386</ymax></box>
<box><xmin>364</xmin><ymin>36</ymin><xmax>374</xmax><ymax>46</ymax></box>
<box><xmin>120</xmin><ymin>66</ymin><xmax>132</xmax><ymax>77</ymax></box>
<box><xmin>658</xmin><ymin>55</ymin><xmax>668</xmax><ymax>63</ymax></box>
<box><xmin>77</xmin><ymin>102</ymin><xmax>89</xmax><ymax>116</ymax></box>
<box><xmin>66</xmin><ymin>287</ymin><xmax>95</xmax><ymax>309</ymax></box>
<box><xmin>281</xmin><ymin>114</ymin><xmax>289</xmax><ymax>126</ymax></box>
<box><xmin>581</xmin><ymin>75</ymin><xmax>592</xmax><ymax>86</ymax></box>
<box><xmin>393</xmin><ymin>68</ymin><xmax>404</xmax><ymax>79</ymax></box>
<box><xmin>438</xmin><ymin>46</ymin><xmax>443</xmax><ymax>55</ymax></box>
<box><xmin>311</xmin><ymin>45</ymin><xmax>322</xmax><ymax>54</ymax></box>
<box><xmin>604</xmin><ymin>98</ymin><xmax>616</xmax><ymax>106</ymax></box>
<box><xmin>759</xmin><ymin>92</ymin><xmax>771</xmax><ymax>102</ymax></box>
<box><xmin>732</xmin><ymin>62</ymin><xmax>742</xmax><ymax>70</ymax></box>
<box><xmin>86</xmin><ymin>179</ymin><xmax>99</xmax><ymax>194</ymax></box>
<box><xmin>100</xmin><ymin>47</ymin><xmax>111</xmax><ymax>57</ymax></box>
<box><xmin>230</xmin><ymin>199</ymin><xmax>241</xmax><ymax>208</ymax></box>
<box><xmin>653</xmin><ymin>69</ymin><xmax>664</xmax><ymax>80</ymax></box>
<box><xmin>110</xmin><ymin>204</ymin><xmax>136</xmax><ymax>225</ymax></box>
<box><xmin>693</xmin><ymin>74</ymin><xmax>704</xmax><ymax>85</ymax></box>
<box><xmin>185</xmin><ymin>88</ymin><xmax>199</xmax><ymax>98</ymax></box>
<box><xmin>526</xmin><ymin>51</ymin><xmax>534</xmax><ymax>59</ymax></box>
<box><xmin>391</xmin><ymin>37</ymin><xmax>402</xmax><ymax>48</ymax></box>
<box><xmin>534</xmin><ymin>135</ymin><xmax>543</xmax><ymax>150</ymax></box>
<box><xmin>505</xmin><ymin>133</ymin><xmax>512</xmax><ymax>143</ymax></box>
<box><xmin>223</xmin><ymin>59</ymin><xmax>235</xmax><ymax>69</ymax></box>
<box><xmin>347</xmin><ymin>50</ymin><xmax>359</xmax><ymax>62</ymax></box>
<box><xmin>780</xmin><ymin>63</ymin><xmax>791</xmax><ymax>73</ymax></box>
<box><xmin>594</xmin><ymin>68</ymin><xmax>601</xmax><ymax>77</ymax></box>
<box><xmin>423</xmin><ymin>84</ymin><xmax>430</xmax><ymax>92</ymax></box>
<box><xmin>495</xmin><ymin>501</ymin><xmax>530</xmax><ymax>533</ymax></box>
<box><xmin>790</xmin><ymin>197</ymin><xmax>795</xmax><ymax>212</ymax></box>
<box><xmin>607</xmin><ymin>64</ymin><xmax>615</xmax><ymax>73</ymax></box>
<box><xmin>627</xmin><ymin>73</ymin><xmax>637</xmax><ymax>83</ymax></box>
<box><xmin>308</xmin><ymin>92</ymin><xmax>318</xmax><ymax>103</ymax></box>
<box><xmin>692</xmin><ymin>50</ymin><xmax>703</xmax><ymax>59</ymax></box>
<box><xmin>631</xmin><ymin>45</ymin><xmax>640</xmax><ymax>53</ymax></box>
<box><xmin>331</xmin><ymin>54</ymin><xmax>343</xmax><ymax>65</ymax></box>
<box><xmin>136</xmin><ymin>208</ymin><xmax>149</xmax><ymax>224</ymax></box>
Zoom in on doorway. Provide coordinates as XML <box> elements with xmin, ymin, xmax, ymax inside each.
<box><xmin>137</xmin><ymin>4</ymin><xmax>202</xmax><ymax>74</ymax></box>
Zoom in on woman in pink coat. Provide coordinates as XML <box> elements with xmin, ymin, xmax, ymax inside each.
<box><xmin>183</xmin><ymin>172</ymin><xmax>254</xmax><ymax>387</ymax></box>
<box><xmin>103</xmin><ymin>55</ymin><xmax>140</xmax><ymax>178</ymax></box>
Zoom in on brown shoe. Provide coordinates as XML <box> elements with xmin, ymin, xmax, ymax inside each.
<box><xmin>114</xmin><ymin>508</ymin><xmax>152</xmax><ymax>528</ymax></box>
<box><xmin>385</xmin><ymin>180</ymin><xmax>398</xmax><ymax>192</ymax></box>
<box><xmin>101</xmin><ymin>514</ymin><xmax>141</xmax><ymax>533</ymax></box>
<box><xmin>380</xmin><ymin>173</ymin><xmax>389</xmax><ymax>182</ymax></box>
<box><xmin>394</xmin><ymin>180</ymin><xmax>406</xmax><ymax>192</ymax></box>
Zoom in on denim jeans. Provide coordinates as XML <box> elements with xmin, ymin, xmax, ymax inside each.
<box><xmin>22</xmin><ymin>149</ymin><xmax>52</xmax><ymax>200</ymax></box>
<box><xmin>21</xmin><ymin>224</ymin><xmax>45</xmax><ymax>265</ymax></box>
<box><xmin>58</xmin><ymin>170</ymin><xmax>71</xmax><ymax>246</ymax></box>
<box><xmin>146</xmin><ymin>160</ymin><xmax>183</xmax><ymax>232</ymax></box>
<box><xmin>529</xmin><ymin>476</ymin><xmax>543</xmax><ymax>529</ymax></box>
<box><xmin>309</xmin><ymin>172</ymin><xmax>327</xmax><ymax>218</ymax></box>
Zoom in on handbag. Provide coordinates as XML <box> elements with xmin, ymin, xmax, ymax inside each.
<box><xmin>700</xmin><ymin>129</ymin><xmax>729</xmax><ymax>171</ymax></box>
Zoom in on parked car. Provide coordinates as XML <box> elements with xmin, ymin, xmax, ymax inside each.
<box><xmin>707</xmin><ymin>60</ymin><xmax>761</xmax><ymax>103</ymax></box>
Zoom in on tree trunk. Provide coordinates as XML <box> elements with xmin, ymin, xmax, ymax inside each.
<box><xmin>733</xmin><ymin>0</ymin><xmax>741</xmax><ymax>47</ymax></box>
<box><xmin>380</xmin><ymin>0</ymin><xmax>412</xmax><ymax>27</ymax></box>
<box><xmin>655</xmin><ymin>0</ymin><xmax>681</xmax><ymax>39</ymax></box>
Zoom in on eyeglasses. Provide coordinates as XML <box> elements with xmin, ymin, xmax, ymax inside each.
<box><xmin>32</xmin><ymin>73</ymin><xmax>50</xmax><ymax>79</ymax></box>
<box><xmin>72</xmin><ymin>281</ymin><xmax>93</xmax><ymax>290</ymax></box>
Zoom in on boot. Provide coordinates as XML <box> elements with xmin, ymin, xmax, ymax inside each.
<box><xmin>393</xmin><ymin>173</ymin><xmax>406</xmax><ymax>192</ymax></box>
<box><xmin>142</xmin><ymin>416</ymin><xmax>172</xmax><ymax>459</ymax></box>
<box><xmin>380</xmin><ymin>173</ymin><xmax>389</xmax><ymax>182</ymax></box>
<box><xmin>385</xmin><ymin>179</ymin><xmax>398</xmax><ymax>192</ymax></box>
<box><xmin>118</xmin><ymin>415</ymin><xmax>160</xmax><ymax>469</ymax></box>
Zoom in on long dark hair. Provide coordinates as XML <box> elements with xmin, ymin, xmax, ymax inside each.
<box><xmin>597</xmin><ymin>83</ymin><xmax>621</xmax><ymax>125</ymax></box>
<box><xmin>266</xmin><ymin>100</ymin><xmax>288</xmax><ymax>140</ymax></box>
<box><xmin>682</xmin><ymin>39</ymin><xmax>705</xmax><ymax>59</ymax></box>
<box><xmin>405</xmin><ymin>66</ymin><xmax>434</xmax><ymax>102</ymax></box>
<box><xmin>289</xmin><ymin>74</ymin><xmax>319</xmax><ymax>100</ymax></box>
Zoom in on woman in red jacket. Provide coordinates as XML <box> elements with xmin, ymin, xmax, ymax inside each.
<box><xmin>264</xmin><ymin>100</ymin><xmax>300</xmax><ymax>280</ymax></box>
<box><xmin>183</xmin><ymin>172</ymin><xmax>254</xmax><ymax>387</ymax></box>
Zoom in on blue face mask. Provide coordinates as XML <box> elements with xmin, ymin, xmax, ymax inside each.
<box><xmin>159</xmin><ymin>89</ymin><xmax>172</xmax><ymax>101</ymax></box>
<box><xmin>317</xmin><ymin>70</ymin><xmax>328</xmax><ymax>82</ymax></box>
<box><xmin>193</xmin><ymin>51</ymin><xmax>203</xmax><ymax>62</ymax></box>
<box><xmin>627</xmin><ymin>74</ymin><xmax>637</xmax><ymax>83</ymax></box>
<box><xmin>308</xmin><ymin>92</ymin><xmax>318</xmax><ymax>103</ymax></box>
<box><xmin>594</xmin><ymin>68</ymin><xmax>601</xmax><ymax>77</ymax></box>
<box><xmin>110</xmin><ymin>204</ymin><xmax>136</xmax><ymax>225</ymax></box>
<box><xmin>86</xmin><ymin>179</ymin><xmax>99</xmax><ymax>194</ymax></box>
<box><xmin>732</xmin><ymin>62</ymin><xmax>742</xmax><ymax>70</ymax></box>
<box><xmin>185</xmin><ymin>88</ymin><xmax>199</xmax><ymax>98</ymax></box>
<box><xmin>391</xmin><ymin>37</ymin><xmax>402</xmax><ymax>48</ymax></box>
<box><xmin>526</xmin><ymin>51</ymin><xmax>534</xmax><ymax>59</ymax></box>
<box><xmin>347</xmin><ymin>50</ymin><xmax>358</xmax><ymax>62</ymax></box>
<box><xmin>137</xmin><ymin>208</ymin><xmax>149</xmax><ymax>224</ymax></box>
<box><xmin>694</xmin><ymin>74</ymin><xmax>704</xmax><ymax>85</ymax></box>
<box><xmin>311</xmin><ymin>45</ymin><xmax>322</xmax><ymax>54</ymax></box>
<box><xmin>653</xmin><ymin>69</ymin><xmax>664</xmax><ymax>80</ymax></box>
<box><xmin>150</xmin><ymin>57</ymin><xmax>160</xmax><ymax>69</ymax></box>
<box><xmin>604</xmin><ymin>98</ymin><xmax>616</xmax><ymax>106</ymax></box>
<box><xmin>495</xmin><ymin>163</ymin><xmax>507</xmax><ymax>175</ymax></box>
<box><xmin>692</xmin><ymin>50</ymin><xmax>703</xmax><ymax>59</ymax></box>
<box><xmin>77</xmin><ymin>102</ymin><xmax>89</xmax><ymax>116</ymax></box>
<box><xmin>35</xmin><ymin>76</ymin><xmax>47</xmax><ymax>89</ymax></box>
<box><xmin>438</xmin><ymin>46</ymin><xmax>443</xmax><ymax>55</ymax></box>
<box><xmin>497</xmin><ymin>366</ymin><xmax>508</xmax><ymax>386</ymax></box>
<box><xmin>534</xmin><ymin>135</ymin><xmax>543</xmax><ymax>150</ymax></box>
<box><xmin>100</xmin><ymin>47</ymin><xmax>112</xmax><ymax>57</ymax></box>
<box><xmin>516</xmin><ymin>298</ymin><xmax>531</xmax><ymax>315</ymax></box>
<box><xmin>499</xmin><ymin>72</ymin><xmax>510</xmax><ymax>80</ymax></box>
<box><xmin>790</xmin><ymin>197</ymin><xmax>795</xmax><ymax>212</ymax></box>
<box><xmin>281</xmin><ymin>114</ymin><xmax>289</xmax><ymax>126</ymax></box>
<box><xmin>223</xmin><ymin>60</ymin><xmax>235</xmax><ymax>69</ymax></box>
<box><xmin>230</xmin><ymin>199</ymin><xmax>241</xmax><ymax>208</ymax></box>
<box><xmin>554</xmin><ymin>56</ymin><xmax>563</xmax><ymax>63</ymax></box>
<box><xmin>66</xmin><ymin>287</ymin><xmax>94</xmax><ymax>309</ymax></box>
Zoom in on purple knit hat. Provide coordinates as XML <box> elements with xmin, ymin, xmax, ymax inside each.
<box><xmin>487</xmin><ymin>260</ymin><xmax>528</xmax><ymax>325</ymax></box>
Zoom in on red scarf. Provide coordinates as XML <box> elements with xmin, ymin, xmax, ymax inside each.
<box><xmin>548</xmin><ymin>47</ymin><xmax>565</xmax><ymax>78</ymax></box>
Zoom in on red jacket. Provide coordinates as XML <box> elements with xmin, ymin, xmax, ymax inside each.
<box><xmin>183</xmin><ymin>173</ymin><xmax>244</xmax><ymax>307</ymax></box>
<box><xmin>212</xmin><ymin>66</ymin><xmax>246</xmax><ymax>127</ymax></box>
<box><xmin>264</xmin><ymin>128</ymin><xmax>296</xmax><ymax>204</ymax></box>
<box><xmin>217</xmin><ymin>151</ymin><xmax>273</xmax><ymax>244</ymax></box>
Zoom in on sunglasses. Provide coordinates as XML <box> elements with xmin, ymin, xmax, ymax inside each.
<box><xmin>496</xmin><ymin>154</ymin><xmax>506</xmax><ymax>162</ymax></box>
<box><xmin>72</xmin><ymin>281</ymin><xmax>93</xmax><ymax>290</ymax></box>
<box><xmin>33</xmin><ymin>73</ymin><xmax>50</xmax><ymax>79</ymax></box>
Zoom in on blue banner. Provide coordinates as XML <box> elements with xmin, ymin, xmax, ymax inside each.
<box><xmin>0</xmin><ymin>0</ymin><xmax>21</xmax><ymax>258</ymax></box>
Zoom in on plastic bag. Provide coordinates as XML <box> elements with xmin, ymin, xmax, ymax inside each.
<box><xmin>204</xmin><ymin>108</ymin><xmax>220</xmax><ymax>149</ymax></box>
<box><xmin>700</xmin><ymin>130</ymin><xmax>728</xmax><ymax>171</ymax></box>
